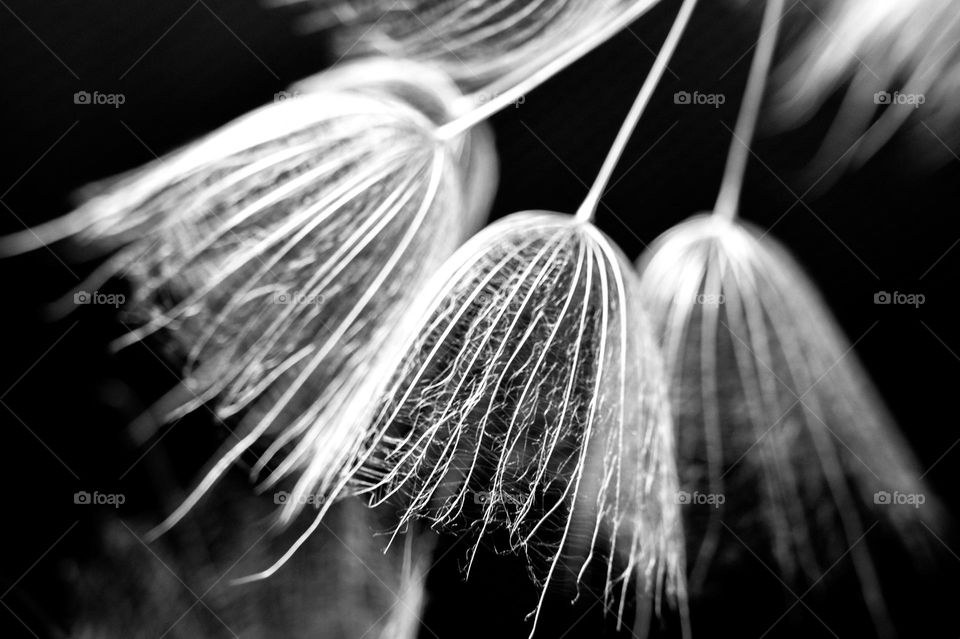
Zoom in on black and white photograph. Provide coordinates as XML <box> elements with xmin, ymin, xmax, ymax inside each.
<box><xmin>1</xmin><ymin>1</ymin><xmax>958</xmax><ymax>637</ymax></box>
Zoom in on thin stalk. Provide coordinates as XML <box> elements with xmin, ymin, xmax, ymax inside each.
<box><xmin>713</xmin><ymin>0</ymin><xmax>785</xmax><ymax>220</ymax></box>
<box><xmin>435</xmin><ymin>0</ymin><xmax>663</xmax><ymax>141</ymax></box>
<box><xmin>575</xmin><ymin>0</ymin><xmax>700</xmax><ymax>223</ymax></box>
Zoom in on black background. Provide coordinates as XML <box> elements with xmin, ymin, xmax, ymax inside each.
<box><xmin>1</xmin><ymin>0</ymin><xmax>958</xmax><ymax>637</ymax></box>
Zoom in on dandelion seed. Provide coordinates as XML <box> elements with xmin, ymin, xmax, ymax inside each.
<box><xmin>354</xmin><ymin>211</ymin><xmax>684</xmax><ymax>637</ymax></box>
<box><xmin>0</xmin><ymin>56</ymin><xmax>498</xmax><ymax>536</ymax></box>
<box><xmin>637</xmin><ymin>214</ymin><xmax>935</xmax><ymax>632</ymax></box>
<box><xmin>775</xmin><ymin>0</ymin><xmax>960</xmax><ymax>173</ymax></box>
<box><xmin>638</xmin><ymin>1</ymin><xmax>936</xmax><ymax>635</ymax></box>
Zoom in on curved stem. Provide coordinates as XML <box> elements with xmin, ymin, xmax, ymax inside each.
<box><xmin>713</xmin><ymin>0</ymin><xmax>785</xmax><ymax>220</ymax></box>
<box><xmin>575</xmin><ymin>0</ymin><xmax>699</xmax><ymax>223</ymax></box>
<box><xmin>435</xmin><ymin>0</ymin><xmax>663</xmax><ymax>141</ymax></box>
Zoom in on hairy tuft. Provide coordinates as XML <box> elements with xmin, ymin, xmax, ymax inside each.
<box><xmin>638</xmin><ymin>214</ymin><xmax>937</xmax><ymax>627</ymax></box>
<box><xmin>303</xmin><ymin>212</ymin><xmax>687</xmax><ymax>636</ymax></box>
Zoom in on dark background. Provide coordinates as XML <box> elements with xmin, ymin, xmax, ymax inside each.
<box><xmin>1</xmin><ymin>0</ymin><xmax>958</xmax><ymax>637</ymax></box>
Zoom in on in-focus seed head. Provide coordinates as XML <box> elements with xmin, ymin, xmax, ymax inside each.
<box><xmin>637</xmin><ymin>214</ymin><xmax>937</xmax><ymax>607</ymax></box>
<box><xmin>313</xmin><ymin>212</ymin><xmax>686</xmax><ymax>635</ymax></box>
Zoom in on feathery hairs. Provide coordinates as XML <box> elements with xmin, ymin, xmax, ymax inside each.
<box><xmin>637</xmin><ymin>0</ymin><xmax>936</xmax><ymax>635</ymax></box>
<box><xmin>140</xmin><ymin>57</ymin><xmax>499</xmax><ymax>536</ymax></box>
<box><xmin>287</xmin><ymin>0</ymin><xmax>663</xmax><ymax>89</ymax></box>
<box><xmin>637</xmin><ymin>214</ymin><xmax>934</xmax><ymax>610</ymax></box>
<box><xmin>1</xmin><ymin>57</ymin><xmax>497</xmax><ymax>537</ymax></box>
<box><xmin>775</xmin><ymin>0</ymin><xmax>960</xmax><ymax>175</ymax></box>
<box><xmin>352</xmin><ymin>212</ymin><xmax>683</xmax><ymax>637</ymax></box>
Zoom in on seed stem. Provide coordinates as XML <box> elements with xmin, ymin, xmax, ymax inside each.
<box><xmin>576</xmin><ymin>0</ymin><xmax>699</xmax><ymax>223</ymax></box>
<box><xmin>435</xmin><ymin>0</ymin><xmax>662</xmax><ymax>141</ymax></box>
<box><xmin>713</xmin><ymin>0</ymin><xmax>785</xmax><ymax>221</ymax></box>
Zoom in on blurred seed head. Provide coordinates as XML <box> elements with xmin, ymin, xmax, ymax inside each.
<box><xmin>0</xmin><ymin>57</ymin><xmax>499</xmax><ymax>537</ymax></box>
<box><xmin>775</xmin><ymin>0</ymin><xmax>960</xmax><ymax>172</ymax></box>
<box><xmin>637</xmin><ymin>213</ymin><xmax>937</xmax><ymax>624</ymax></box>
<box><xmin>68</xmin><ymin>488</ymin><xmax>432</xmax><ymax>639</ymax></box>
<box><xmin>289</xmin><ymin>0</ymin><xmax>662</xmax><ymax>89</ymax></box>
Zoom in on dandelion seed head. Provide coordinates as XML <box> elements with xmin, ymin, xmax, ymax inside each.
<box><xmin>638</xmin><ymin>214</ymin><xmax>935</xmax><ymax>601</ymax></box>
<box><xmin>15</xmin><ymin>57</ymin><xmax>499</xmax><ymax>538</ymax></box>
<box><xmin>314</xmin><ymin>212</ymin><xmax>686</xmax><ymax>633</ymax></box>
